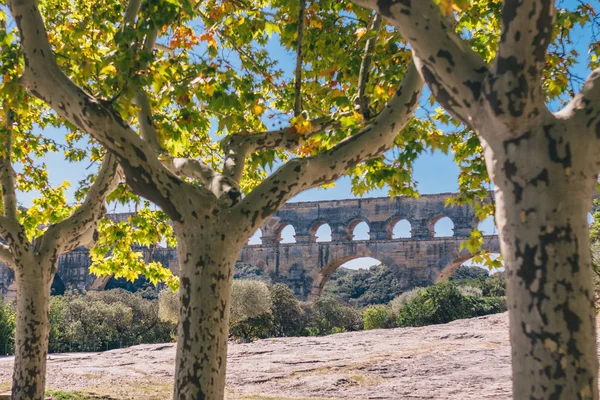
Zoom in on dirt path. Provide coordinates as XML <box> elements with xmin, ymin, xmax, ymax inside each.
<box><xmin>1</xmin><ymin>313</ymin><xmax>516</xmax><ymax>399</ymax></box>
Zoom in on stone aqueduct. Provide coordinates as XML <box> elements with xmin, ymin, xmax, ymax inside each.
<box><xmin>0</xmin><ymin>193</ymin><xmax>503</xmax><ymax>301</ymax></box>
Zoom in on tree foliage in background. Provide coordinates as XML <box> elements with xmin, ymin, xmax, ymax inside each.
<box><xmin>362</xmin><ymin>305</ymin><xmax>395</xmax><ymax>330</ymax></box>
<box><xmin>323</xmin><ymin>264</ymin><xmax>405</xmax><ymax>307</ymax></box>
<box><xmin>0</xmin><ymin>298</ymin><xmax>15</xmax><ymax>355</ymax></box>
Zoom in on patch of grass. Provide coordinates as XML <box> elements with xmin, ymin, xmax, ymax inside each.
<box><xmin>345</xmin><ymin>373</ymin><xmax>382</xmax><ymax>387</ymax></box>
<box><xmin>45</xmin><ymin>391</ymin><xmax>116</xmax><ymax>400</ymax></box>
<box><xmin>0</xmin><ymin>381</ymin><xmax>11</xmax><ymax>392</ymax></box>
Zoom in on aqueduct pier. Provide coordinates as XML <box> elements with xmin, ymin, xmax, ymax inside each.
<box><xmin>0</xmin><ymin>193</ymin><xmax>507</xmax><ymax>300</ymax></box>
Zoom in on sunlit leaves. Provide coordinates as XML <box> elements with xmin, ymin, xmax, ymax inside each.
<box><xmin>90</xmin><ymin>206</ymin><xmax>179</xmax><ymax>291</ymax></box>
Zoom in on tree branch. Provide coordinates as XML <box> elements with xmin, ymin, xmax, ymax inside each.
<box><xmin>558</xmin><ymin>68</ymin><xmax>600</xmax><ymax>121</ymax></box>
<box><xmin>40</xmin><ymin>154</ymin><xmax>122</xmax><ymax>255</ymax></box>
<box><xmin>8</xmin><ymin>0</ymin><xmax>212</xmax><ymax>221</ymax></box>
<box><xmin>352</xmin><ymin>0</ymin><xmax>488</xmax><ymax>126</ymax></box>
<box><xmin>0</xmin><ymin>108</ymin><xmax>18</xmax><ymax>222</ymax></box>
<box><xmin>232</xmin><ymin>62</ymin><xmax>423</xmax><ymax>230</ymax></box>
<box><xmin>0</xmin><ymin>243</ymin><xmax>14</xmax><ymax>268</ymax></box>
<box><xmin>355</xmin><ymin>13</ymin><xmax>382</xmax><ymax>120</ymax></box>
<box><xmin>161</xmin><ymin>156</ymin><xmax>239</xmax><ymax>201</ymax></box>
<box><xmin>294</xmin><ymin>0</ymin><xmax>306</xmax><ymax>116</ymax></box>
<box><xmin>492</xmin><ymin>0</ymin><xmax>555</xmax><ymax>113</ymax></box>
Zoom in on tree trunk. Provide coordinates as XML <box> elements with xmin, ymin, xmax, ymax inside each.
<box><xmin>172</xmin><ymin>218</ymin><xmax>241</xmax><ymax>399</ymax></box>
<box><xmin>11</xmin><ymin>255</ymin><xmax>53</xmax><ymax>400</ymax></box>
<box><xmin>486</xmin><ymin>121</ymin><xmax>599</xmax><ymax>399</ymax></box>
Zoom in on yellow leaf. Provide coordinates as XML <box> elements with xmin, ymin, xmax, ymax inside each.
<box><xmin>375</xmin><ymin>85</ymin><xmax>386</xmax><ymax>96</ymax></box>
<box><xmin>253</xmin><ymin>104</ymin><xmax>264</xmax><ymax>115</ymax></box>
<box><xmin>100</xmin><ymin>65</ymin><xmax>117</xmax><ymax>75</ymax></box>
<box><xmin>204</xmin><ymin>84</ymin><xmax>215</xmax><ymax>96</ymax></box>
<box><xmin>291</xmin><ymin>115</ymin><xmax>313</xmax><ymax>135</ymax></box>
<box><xmin>331</xmin><ymin>89</ymin><xmax>345</xmax><ymax>99</ymax></box>
<box><xmin>355</xmin><ymin>27</ymin><xmax>367</xmax><ymax>38</ymax></box>
<box><xmin>309</xmin><ymin>18</ymin><xmax>323</xmax><ymax>29</ymax></box>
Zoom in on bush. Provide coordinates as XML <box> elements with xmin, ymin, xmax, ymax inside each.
<box><xmin>389</xmin><ymin>287</ymin><xmax>423</xmax><ymax>315</ymax></box>
<box><xmin>363</xmin><ymin>305</ymin><xmax>395</xmax><ymax>330</ymax></box>
<box><xmin>0</xmin><ymin>299</ymin><xmax>15</xmax><ymax>355</ymax></box>
<box><xmin>466</xmin><ymin>296</ymin><xmax>507</xmax><ymax>317</ymax></box>
<box><xmin>459</xmin><ymin>285</ymin><xmax>483</xmax><ymax>297</ymax></box>
<box><xmin>48</xmin><ymin>289</ymin><xmax>175</xmax><ymax>352</ymax></box>
<box><xmin>230</xmin><ymin>280</ymin><xmax>272</xmax><ymax>341</ymax></box>
<box><xmin>158</xmin><ymin>289</ymin><xmax>179</xmax><ymax>325</ymax></box>
<box><xmin>323</xmin><ymin>265</ymin><xmax>405</xmax><ymax>308</ymax></box>
<box><xmin>269</xmin><ymin>284</ymin><xmax>306</xmax><ymax>337</ymax></box>
<box><xmin>397</xmin><ymin>282</ymin><xmax>469</xmax><ymax>327</ymax></box>
<box><xmin>449</xmin><ymin>265</ymin><xmax>489</xmax><ymax>284</ymax></box>
<box><xmin>308</xmin><ymin>296</ymin><xmax>363</xmax><ymax>335</ymax></box>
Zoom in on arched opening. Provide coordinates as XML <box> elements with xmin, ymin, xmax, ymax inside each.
<box><xmin>105</xmin><ymin>275</ymin><xmax>154</xmax><ymax>292</ymax></box>
<box><xmin>436</xmin><ymin>252</ymin><xmax>503</xmax><ymax>283</ymax></box>
<box><xmin>341</xmin><ymin>257</ymin><xmax>381</xmax><ymax>270</ymax></box>
<box><xmin>51</xmin><ymin>274</ymin><xmax>65</xmax><ymax>296</ymax></box>
<box><xmin>248</xmin><ymin>228</ymin><xmax>263</xmax><ymax>245</ymax></box>
<box><xmin>280</xmin><ymin>225</ymin><xmax>297</xmax><ymax>244</ymax></box>
<box><xmin>314</xmin><ymin>223</ymin><xmax>332</xmax><ymax>242</ymax></box>
<box><xmin>477</xmin><ymin>215</ymin><xmax>497</xmax><ymax>235</ymax></box>
<box><xmin>433</xmin><ymin>216</ymin><xmax>454</xmax><ymax>237</ymax></box>
<box><xmin>351</xmin><ymin>221</ymin><xmax>370</xmax><ymax>241</ymax></box>
<box><xmin>391</xmin><ymin>219</ymin><xmax>411</xmax><ymax>239</ymax></box>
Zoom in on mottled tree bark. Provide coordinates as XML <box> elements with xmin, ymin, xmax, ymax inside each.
<box><xmin>483</xmin><ymin>121</ymin><xmax>599</xmax><ymax>398</ymax></box>
<box><xmin>352</xmin><ymin>0</ymin><xmax>600</xmax><ymax>398</ymax></box>
<box><xmin>0</xmin><ymin>153</ymin><xmax>121</xmax><ymax>399</ymax></box>
<box><xmin>11</xmin><ymin>255</ymin><xmax>53</xmax><ymax>400</ymax></box>
<box><xmin>172</xmin><ymin>213</ymin><xmax>242</xmax><ymax>399</ymax></box>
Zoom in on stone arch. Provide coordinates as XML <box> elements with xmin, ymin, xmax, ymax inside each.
<box><xmin>434</xmin><ymin>238</ymin><xmax>502</xmax><ymax>282</ymax></box>
<box><xmin>348</xmin><ymin>218</ymin><xmax>370</xmax><ymax>241</ymax></box>
<box><xmin>387</xmin><ymin>216</ymin><xmax>412</xmax><ymax>239</ymax></box>
<box><xmin>51</xmin><ymin>273</ymin><xmax>66</xmax><ymax>295</ymax></box>
<box><xmin>309</xmin><ymin>220</ymin><xmax>332</xmax><ymax>242</ymax></box>
<box><xmin>275</xmin><ymin>222</ymin><xmax>297</xmax><ymax>243</ymax></box>
<box><xmin>310</xmin><ymin>246</ymin><xmax>378</xmax><ymax>297</ymax></box>
<box><xmin>429</xmin><ymin>215</ymin><xmax>454</xmax><ymax>237</ymax></box>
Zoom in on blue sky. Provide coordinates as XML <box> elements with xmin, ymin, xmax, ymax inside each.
<box><xmin>17</xmin><ymin>0</ymin><xmax>598</xmax><ymax>271</ymax></box>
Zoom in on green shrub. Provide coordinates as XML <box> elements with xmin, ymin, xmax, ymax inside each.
<box><xmin>230</xmin><ymin>280</ymin><xmax>272</xmax><ymax>341</ymax></box>
<box><xmin>0</xmin><ymin>299</ymin><xmax>15</xmax><ymax>355</ymax></box>
<box><xmin>269</xmin><ymin>284</ymin><xmax>306</xmax><ymax>337</ymax></box>
<box><xmin>363</xmin><ymin>305</ymin><xmax>395</xmax><ymax>330</ymax></box>
<box><xmin>389</xmin><ymin>287</ymin><xmax>423</xmax><ymax>315</ymax></box>
<box><xmin>466</xmin><ymin>296</ymin><xmax>507</xmax><ymax>317</ymax></box>
<box><xmin>323</xmin><ymin>265</ymin><xmax>405</xmax><ymax>308</ymax></box>
<box><xmin>459</xmin><ymin>285</ymin><xmax>483</xmax><ymax>297</ymax></box>
<box><xmin>48</xmin><ymin>289</ymin><xmax>175</xmax><ymax>352</ymax></box>
<box><xmin>397</xmin><ymin>282</ymin><xmax>469</xmax><ymax>327</ymax></box>
<box><xmin>158</xmin><ymin>289</ymin><xmax>179</xmax><ymax>325</ymax></box>
<box><xmin>308</xmin><ymin>296</ymin><xmax>363</xmax><ymax>335</ymax></box>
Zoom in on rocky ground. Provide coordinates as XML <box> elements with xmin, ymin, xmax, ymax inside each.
<box><xmin>1</xmin><ymin>313</ymin><xmax>514</xmax><ymax>399</ymax></box>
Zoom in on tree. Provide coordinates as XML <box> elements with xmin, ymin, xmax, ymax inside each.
<box><xmin>353</xmin><ymin>0</ymin><xmax>600</xmax><ymax>397</ymax></box>
<box><xmin>0</xmin><ymin>10</ymin><xmax>126</xmax><ymax>398</ymax></box>
<box><xmin>0</xmin><ymin>150</ymin><xmax>120</xmax><ymax>400</ymax></box>
<box><xmin>6</xmin><ymin>1</ymin><xmax>426</xmax><ymax>397</ymax></box>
